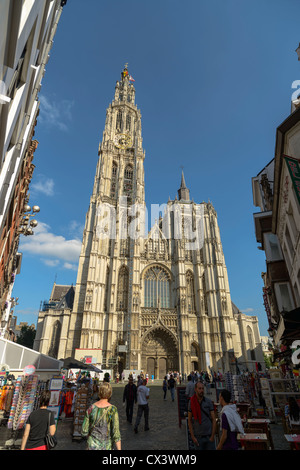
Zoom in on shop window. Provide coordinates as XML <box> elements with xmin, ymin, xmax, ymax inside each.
<box><xmin>263</xmin><ymin>232</ymin><xmax>283</xmax><ymax>262</ymax></box>
<box><xmin>274</xmin><ymin>282</ymin><xmax>295</xmax><ymax>313</ymax></box>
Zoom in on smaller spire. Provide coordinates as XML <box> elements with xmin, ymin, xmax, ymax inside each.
<box><xmin>178</xmin><ymin>170</ymin><xmax>190</xmax><ymax>201</ymax></box>
<box><xmin>180</xmin><ymin>171</ymin><xmax>187</xmax><ymax>189</ymax></box>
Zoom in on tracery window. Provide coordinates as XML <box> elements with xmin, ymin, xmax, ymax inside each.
<box><xmin>110</xmin><ymin>162</ymin><xmax>118</xmax><ymax>199</ymax></box>
<box><xmin>104</xmin><ymin>267</ymin><xmax>110</xmax><ymax>312</ymax></box>
<box><xmin>48</xmin><ymin>321</ymin><xmax>61</xmax><ymax>358</ymax></box>
<box><xmin>186</xmin><ymin>271</ymin><xmax>195</xmax><ymax>313</ymax></box>
<box><xmin>117</xmin><ymin>266</ymin><xmax>129</xmax><ymax>311</ymax></box>
<box><xmin>126</xmin><ymin>114</ymin><xmax>131</xmax><ymax>131</ymax></box>
<box><xmin>123</xmin><ymin>165</ymin><xmax>133</xmax><ymax>204</ymax></box>
<box><xmin>144</xmin><ymin>266</ymin><xmax>171</xmax><ymax>308</ymax></box>
<box><xmin>116</xmin><ymin>109</ymin><xmax>122</xmax><ymax>130</ymax></box>
<box><xmin>202</xmin><ymin>273</ymin><xmax>208</xmax><ymax>315</ymax></box>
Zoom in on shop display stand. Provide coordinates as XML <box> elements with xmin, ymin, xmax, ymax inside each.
<box><xmin>232</xmin><ymin>375</ymin><xmax>247</xmax><ymax>403</ymax></box>
<box><xmin>72</xmin><ymin>383</ymin><xmax>92</xmax><ymax>441</ymax></box>
<box><xmin>5</xmin><ymin>374</ymin><xmax>38</xmax><ymax>449</ymax></box>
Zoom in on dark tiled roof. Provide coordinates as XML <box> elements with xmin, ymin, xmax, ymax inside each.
<box><xmin>50</xmin><ymin>284</ymin><xmax>72</xmax><ymax>302</ymax></box>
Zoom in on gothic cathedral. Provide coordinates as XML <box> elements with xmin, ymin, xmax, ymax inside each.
<box><xmin>34</xmin><ymin>66</ymin><xmax>264</xmax><ymax>377</ymax></box>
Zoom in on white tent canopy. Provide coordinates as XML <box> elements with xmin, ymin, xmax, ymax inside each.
<box><xmin>0</xmin><ymin>337</ymin><xmax>63</xmax><ymax>379</ymax></box>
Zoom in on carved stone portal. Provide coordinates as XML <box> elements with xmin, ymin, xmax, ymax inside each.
<box><xmin>141</xmin><ymin>327</ymin><xmax>179</xmax><ymax>378</ymax></box>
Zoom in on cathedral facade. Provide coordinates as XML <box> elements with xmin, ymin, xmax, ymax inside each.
<box><xmin>34</xmin><ymin>66</ymin><xmax>264</xmax><ymax>377</ymax></box>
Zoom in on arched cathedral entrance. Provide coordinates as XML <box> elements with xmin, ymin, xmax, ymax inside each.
<box><xmin>141</xmin><ymin>327</ymin><xmax>179</xmax><ymax>379</ymax></box>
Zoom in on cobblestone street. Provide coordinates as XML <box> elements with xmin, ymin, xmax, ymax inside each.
<box><xmin>0</xmin><ymin>381</ymin><xmax>292</xmax><ymax>451</ymax></box>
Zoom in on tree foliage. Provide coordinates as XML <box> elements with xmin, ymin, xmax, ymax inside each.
<box><xmin>17</xmin><ymin>325</ymin><xmax>36</xmax><ymax>349</ymax></box>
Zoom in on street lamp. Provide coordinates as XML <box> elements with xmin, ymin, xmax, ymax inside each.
<box><xmin>18</xmin><ymin>204</ymin><xmax>40</xmax><ymax>236</ymax></box>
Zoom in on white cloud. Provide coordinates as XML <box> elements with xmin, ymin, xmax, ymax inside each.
<box><xmin>39</xmin><ymin>95</ymin><xmax>74</xmax><ymax>131</ymax></box>
<box><xmin>31</xmin><ymin>174</ymin><xmax>55</xmax><ymax>196</ymax></box>
<box><xmin>41</xmin><ymin>259</ymin><xmax>60</xmax><ymax>267</ymax></box>
<box><xmin>241</xmin><ymin>308</ymin><xmax>254</xmax><ymax>313</ymax></box>
<box><xmin>20</xmin><ymin>221</ymin><xmax>81</xmax><ymax>264</ymax></box>
<box><xmin>63</xmin><ymin>262</ymin><xmax>78</xmax><ymax>271</ymax></box>
<box><xmin>14</xmin><ymin>308</ymin><xmax>38</xmax><ymax>318</ymax></box>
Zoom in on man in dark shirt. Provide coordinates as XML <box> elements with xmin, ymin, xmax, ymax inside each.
<box><xmin>168</xmin><ymin>374</ymin><xmax>176</xmax><ymax>402</ymax></box>
<box><xmin>123</xmin><ymin>376</ymin><xmax>137</xmax><ymax>424</ymax></box>
<box><xmin>21</xmin><ymin>390</ymin><xmax>56</xmax><ymax>450</ymax></box>
<box><xmin>188</xmin><ymin>382</ymin><xmax>216</xmax><ymax>450</ymax></box>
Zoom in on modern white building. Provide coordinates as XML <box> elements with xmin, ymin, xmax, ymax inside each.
<box><xmin>0</xmin><ymin>0</ymin><xmax>67</xmax><ymax>338</ymax></box>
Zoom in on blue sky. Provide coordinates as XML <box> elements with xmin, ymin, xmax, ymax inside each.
<box><xmin>13</xmin><ymin>0</ymin><xmax>300</xmax><ymax>337</ymax></box>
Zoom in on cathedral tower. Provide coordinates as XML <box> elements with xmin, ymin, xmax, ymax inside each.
<box><xmin>35</xmin><ymin>66</ymin><xmax>265</xmax><ymax>376</ymax></box>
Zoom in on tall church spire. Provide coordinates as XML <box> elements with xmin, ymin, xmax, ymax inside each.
<box><xmin>178</xmin><ymin>170</ymin><xmax>190</xmax><ymax>201</ymax></box>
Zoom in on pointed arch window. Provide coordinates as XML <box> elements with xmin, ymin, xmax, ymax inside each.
<box><xmin>186</xmin><ymin>271</ymin><xmax>195</xmax><ymax>313</ymax></box>
<box><xmin>123</xmin><ymin>165</ymin><xmax>133</xmax><ymax>204</ymax></box>
<box><xmin>144</xmin><ymin>266</ymin><xmax>171</xmax><ymax>308</ymax></box>
<box><xmin>117</xmin><ymin>266</ymin><xmax>129</xmax><ymax>311</ymax></box>
<box><xmin>126</xmin><ymin>114</ymin><xmax>131</xmax><ymax>131</ymax></box>
<box><xmin>116</xmin><ymin>109</ymin><xmax>122</xmax><ymax>130</ymax></box>
<box><xmin>48</xmin><ymin>320</ymin><xmax>62</xmax><ymax>358</ymax></box>
<box><xmin>110</xmin><ymin>162</ymin><xmax>118</xmax><ymax>199</ymax></box>
<box><xmin>104</xmin><ymin>267</ymin><xmax>110</xmax><ymax>312</ymax></box>
<box><xmin>202</xmin><ymin>273</ymin><xmax>208</xmax><ymax>315</ymax></box>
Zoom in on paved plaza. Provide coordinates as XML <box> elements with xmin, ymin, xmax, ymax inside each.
<box><xmin>0</xmin><ymin>381</ymin><xmax>292</xmax><ymax>451</ymax></box>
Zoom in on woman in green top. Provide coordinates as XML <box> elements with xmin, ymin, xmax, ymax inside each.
<box><xmin>81</xmin><ymin>382</ymin><xmax>121</xmax><ymax>450</ymax></box>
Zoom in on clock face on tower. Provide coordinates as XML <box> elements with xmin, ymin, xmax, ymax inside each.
<box><xmin>114</xmin><ymin>133</ymin><xmax>133</xmax><ymax>149</ymax></box>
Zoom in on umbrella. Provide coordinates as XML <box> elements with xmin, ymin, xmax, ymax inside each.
<box><xmin>59</xmin><ymin>356</ymin><xmax>103</xmax><ymax>373</ymax></box>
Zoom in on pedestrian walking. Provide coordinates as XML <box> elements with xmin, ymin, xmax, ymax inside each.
<box><xmin>20</xmin><ymin>390</ymin><xmax>56</xmax><ymax>450</ymax></box>
<box><xmin>168</xmin><ymin>373</ymin><xmax>176</xmax><ymax>402</ymax></box>
<box><xmin>188</xmin><ymin>382</ymin><xmax>216</xmax><ymax>450</ymax></box>
<box><xmin>216</xmin><ymin>389</ymin><xmax>244</xmax><ymax>450</ymax></box>
<box><xmin>123</xmin><ymin>375</ymin><xmax>137</xmax><ymax>424</ymax></box>
<box><xmin>134</xmin><ymin>379</ymin><xmax>150</xmax><ymax>433</ymax></box>
<box><xmin>162</xmin><ymin>376</ymin><xmax>168</xmax><ymax>400</ymax></box>
<box><xmin>185</xmin><ymin>375</ymin><xmax>195</xmax><ymax>400</ymax></box>
<box><xmin>92</xmin><ymin>382</ymin><xmax>99</xmax><ymax>402</ymax></box>
<box><xmin>81</xmin><ymin>382</ymin><xmax>121</xmax><ymax>450</ymax></box>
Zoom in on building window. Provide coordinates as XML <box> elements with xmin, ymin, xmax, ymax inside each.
<box><xmin>104</xmin><ymin>267</ymin><xmax>110</xmax><ymax>312</ymax></box>
<box><xmin>116</xmin><ymin>109</ymin><xmax>122</xmax><ymax>130</ymax></box>
<box><xmin>126</xmin><ymin>114</ymin><xmax>131</xmax><ymax>131</ymax></box>
<box><xmin>202</xmin><ymin>273</ymin><xmax>208</xmax><ymax>315</ymax></box>
<box><xmin>117</xmin><ymin>266</ymin><xmax>129</xmax><ymax>311</ymax></box>
<box><xmin>186</xmin><ymin>271</ymin><xmax>195</xmax><ymax>313</ymax></box>
<box><xmin>48</xmin><ymin>321</ymin><xmax>62</xmax><ymax>359</ymax></box>
<box><xmin>144</xmin><ymin>266</ymin><xmax>171</xmax><ymax>308</ymax></box>
<box><xmin>263</xmin><ymin>232</ymin><xmax>283</xmax><ymax>262</ymax></box>
<box><xmin>110</xmin><ymin>162</ymin><xmax>118</xmax><ymax>199</ymax></box>
<box><xmin>123</xmin><ymin>165</ymin><xmax>133</xmax><ymax>204</ymax></box>
<box><xmin>274</xmin><ymin>282</ymin><xmax>295</xmax><ymax>312</ymax></box>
